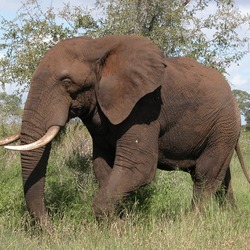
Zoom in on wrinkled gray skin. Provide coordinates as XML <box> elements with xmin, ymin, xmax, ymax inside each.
<box><xmin>14</xmin><ymin>35</ymin><xmax>241</xmax><ymax>222</ymax></box>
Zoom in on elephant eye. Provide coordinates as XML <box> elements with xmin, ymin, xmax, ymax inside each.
<box><xmin>62</xmin><ymin>79</ymin><xmax>72</xmax><ymax>88</ymax></box>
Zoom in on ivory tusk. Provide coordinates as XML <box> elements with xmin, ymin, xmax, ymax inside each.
<box><xmin>0</xmin><ymin>132</ymin><xmax>20</xmax><ymax>146</ymax></box>
<box><xmin>4</xmin><ymin>126</ymin><xmax>60</xmax><ymax>151</ymax></box>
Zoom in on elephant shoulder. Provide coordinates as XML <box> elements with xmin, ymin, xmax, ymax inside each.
<box><xmin>164</xmin><ymin>57</ymin><xmax>206</xmax><ymax>71</ymax></box>
<box><xmin>164</xmin><ymin>57</ymin><xmax>228</xmax><ymax>87</ymax></box>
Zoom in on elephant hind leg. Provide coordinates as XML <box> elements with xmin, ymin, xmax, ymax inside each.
<box><xmin>191</xmin><ymin>147</ymin><xmax>234</xmax><ymax>211</ymax></box>
<box><xmin>215</xmin><ymin>167</ymin><xmax>236</xmax><ymax>208</ymax></box>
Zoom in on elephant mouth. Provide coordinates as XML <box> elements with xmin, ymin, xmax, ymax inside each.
<box><xmin>1</xmin><ymin>126</ymin><xmax>60</xmax><ymax>151</ymax></box>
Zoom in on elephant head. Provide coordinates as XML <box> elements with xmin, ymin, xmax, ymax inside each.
<box><xmin>1</xmin><ymin>35</ymin><xmax>166</xmax><ymax>221</ymax></box>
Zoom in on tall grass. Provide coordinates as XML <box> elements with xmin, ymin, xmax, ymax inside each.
<box><xmin>0</xmin><ymin>121</ymin><xmax>250</xmax><ymax>249</ymax></box>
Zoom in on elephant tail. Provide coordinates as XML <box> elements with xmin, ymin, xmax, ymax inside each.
<box><xmin>235</xmin><ymin>142</ymin><xmax>250</xmax><ymax>184</ymax></box>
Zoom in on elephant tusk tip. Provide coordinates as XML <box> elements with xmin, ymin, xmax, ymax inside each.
<box><xmin>4</xmin><ymin>144</ymin><xmax>37</xmax><ymax>151</ymax></box>
<box><xmin>4</xmin><ymin>145</ymin><xmax>20</xmax><ymax>151</ymax></box>
<box><xmin>0</xmin><ymin>132</ymin><xmax>20</xmax><ymax>146</ymax></box>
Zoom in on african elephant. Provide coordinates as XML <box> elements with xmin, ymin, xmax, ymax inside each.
<box><xmin>1</xmin><ymin>35</ymin><xmax>249</xmax><ymax>223</ymax></box>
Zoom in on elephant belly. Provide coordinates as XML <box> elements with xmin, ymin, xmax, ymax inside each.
<box><xmin>157</xmin><ymin>130</ymin><xmax>207</xmax><ymax>171</ymax></box>
<box><xmin>157</xmin><ymin>153</ymin><xmax>196</xmax><ymax>171</ymax></box>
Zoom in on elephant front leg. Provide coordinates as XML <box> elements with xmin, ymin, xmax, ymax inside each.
<box><xmin>93</xmin><ymin>123</ymin><xmax>159</xmax><ymax>220</ymax></box>
<box><xmin>92</xmin><ymin>144</ymin><xmax>115</xmax><ymax>189</ymax></box>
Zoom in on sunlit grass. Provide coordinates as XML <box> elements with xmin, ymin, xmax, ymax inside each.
<box><xmin>1</xmin><ymin>123</ymin><xmax>250</xmax><ymax>249</ymax></box>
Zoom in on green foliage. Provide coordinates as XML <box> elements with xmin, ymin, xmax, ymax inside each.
<box><xmin>0</xmin><ymin>148</ymin><xmax>24</xmax><ymax>225</ymax></box>
<box><xmin>94</xmin><ymin>0</ymin><xmax>250</xmax><ymax>74</ymax></box>
<box><xmin>44</xmin><ymin>121</ymin><xmax>96</xmax><ymax>222</ymax></box>
<box><xmin>245</xmin><ymin>111</ymin><xmax>250</xmax><ymax>131</ymax></box>
<box><xmin>0</xmin><ymin>0</ymin><xmax>250</xmax><ymax>94</ymax></box>
<box><xmin>0</xmin><ymin>0</ymin><xmax>96</xmax><ymax>94</ymax></box>
<box><xmin>0</xmin><ymin>92</ymin><xmax>22</xmax><ymax>124</ymax></box>
<box><xmin>0</xmin><ymin>92</ymin><xmax>22</xmax><ymax>138</ymax></box>
<box><xmin>232</xmin><ymin>89</ymin><xmax>250</xmax><ymax>114</ymax></box>
<box><xmin>232</xmin><ymin>89</ymin><xmax>250</xmax><ymax>130</ymax></box>
<box><xmin>120</xmin><ymin>171</ymin><xmax>192</xmax><ymax>220</ymax></box>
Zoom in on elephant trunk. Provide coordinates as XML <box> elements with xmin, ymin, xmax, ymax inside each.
<box><xmin>19</xmin><ymin>88</ymin><xmax>71</xmax><ymax>221</ymax></box>
<box><xmin>20</xmin><ymin>112</ymin><xmax>52</xmax><ymax>221</ymax></box>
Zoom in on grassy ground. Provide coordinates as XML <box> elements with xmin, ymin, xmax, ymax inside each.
<box><xmin>0</xmin><ymin>123</ymin><xmax>250</xmax><ymax>249</ymax></box>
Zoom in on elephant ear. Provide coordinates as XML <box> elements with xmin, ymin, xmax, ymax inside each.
<box><xmin>87</xmin><ymin>35</ymin><xmax>166</xmax><ymax>125</ymax></box>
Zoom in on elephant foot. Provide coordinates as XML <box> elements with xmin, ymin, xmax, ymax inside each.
<box><xmin>27</xmin><ymin>213</ymin><xmax>54</xmax><ymax>234</ymax></box>
<box><xmin>93</xmin><ymin>189</ymin><xmax>121</xmax><ymax>222</ymax></box>
<box><xmin>190</xmin><ymin>190</ymin><xmax>215</xmax><ymax>214</ymax></box>
<box><xmin>39</xmin><ymin>216</ymin><xmax>54</xmax><ymax>234</ymax></box>
<box><xmin>93</xmin><ymin>199</ymin><xmax>116</xmax><ymax>223</ymax></box>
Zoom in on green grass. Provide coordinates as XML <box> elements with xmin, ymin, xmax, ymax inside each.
<box><xmin>1</xmin><ymin>123</ymin><xmax>250</xmax><ymax>249</ymax></box>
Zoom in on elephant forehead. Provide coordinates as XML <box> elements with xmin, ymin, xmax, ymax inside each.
<box><xmin>35</xmin><ymin>49</ymin><xmax>70</xmax><ymax>71</ymax></box>
<box><xmin>58</xmin><ymin>60</ymin><xmax>92</xmax><ymax>79</ymax></box>
<box><xmin>37</xmin><ymin>49</ymin><xmax>88</xmax><ymax>75</ymax></box>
